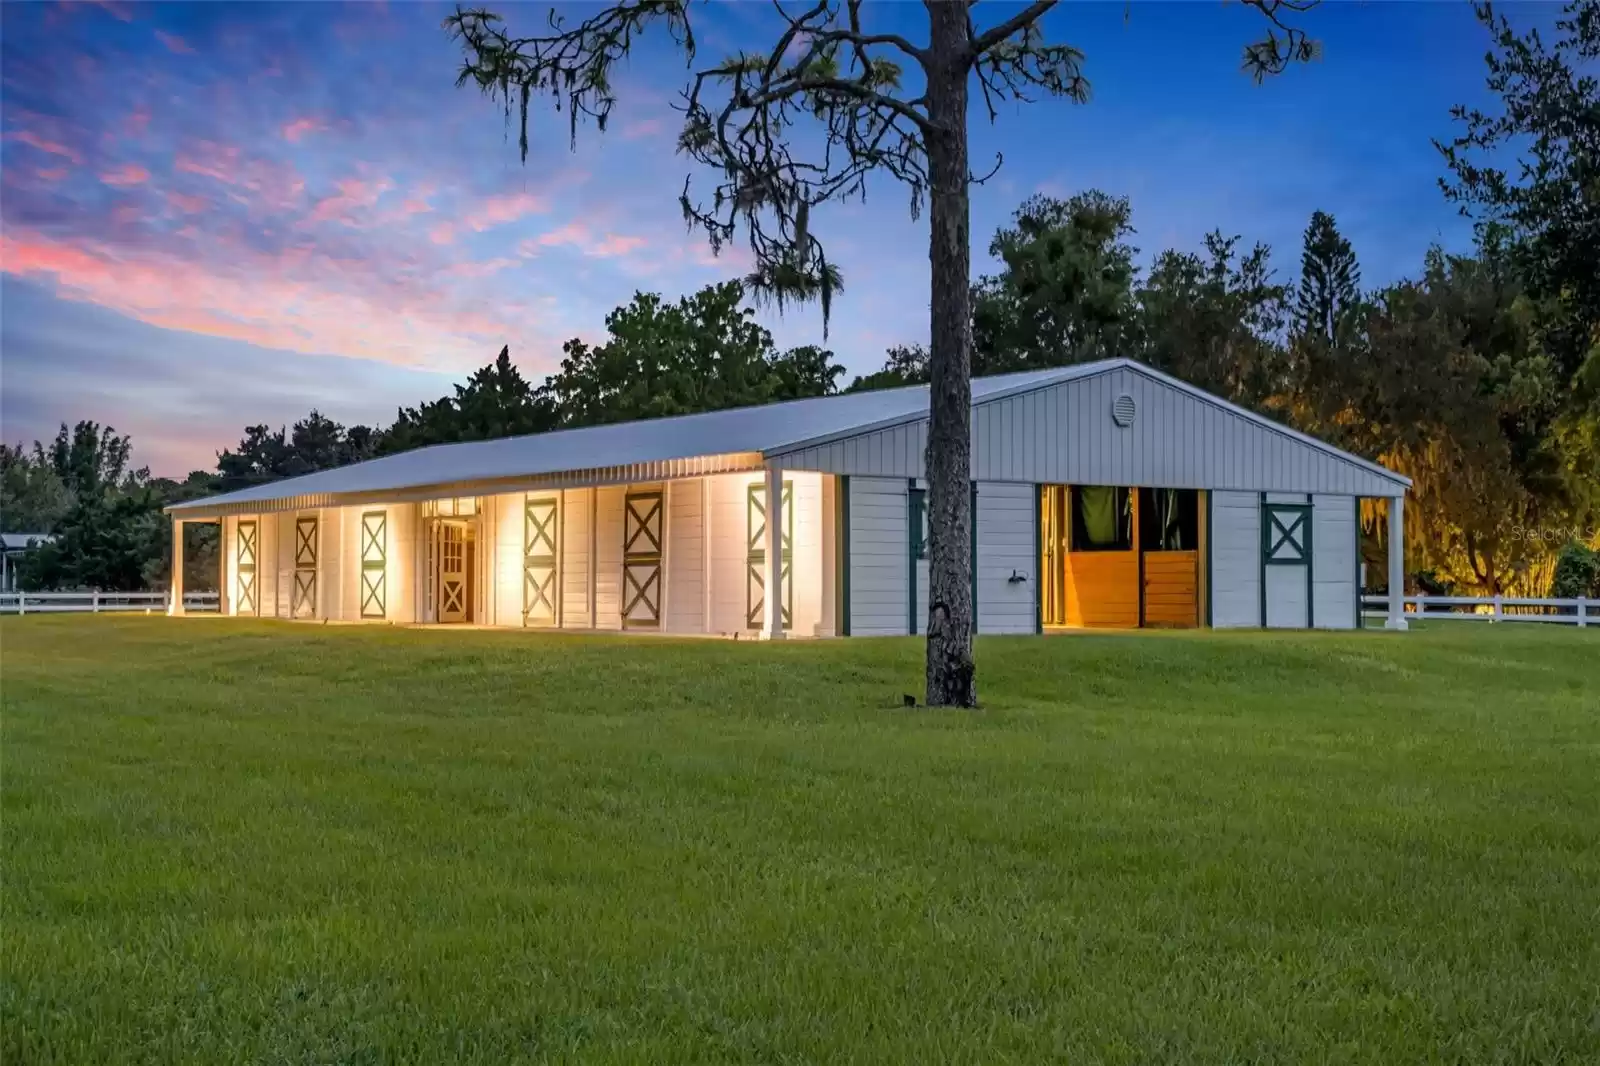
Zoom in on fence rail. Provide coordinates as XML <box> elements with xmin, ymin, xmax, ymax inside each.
<box><xmin>1362</xmin><ymin>594</ymin><xmax>1591</xmax><ymax>627</ymax></box>
<box><xmin>0</xmin><ymin>591</ymin><xmax>219</xmax><ymax>615</ymax></box>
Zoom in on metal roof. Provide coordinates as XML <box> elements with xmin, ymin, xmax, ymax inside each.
<box><xmin>169</xmin><ymin>365</ymin><xmax>1093</xmax><ymax>513</ymax></box>
<box><xmin>168</xmin><ymin>357</ymin><xmax>1407</xmax><ymax>515</ymax></box>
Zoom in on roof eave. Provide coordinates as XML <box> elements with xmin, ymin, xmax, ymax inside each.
<box><xmin>165</xmin><ymin>450</ymin><xmax>767</xmax><ymax>520</ymax></box>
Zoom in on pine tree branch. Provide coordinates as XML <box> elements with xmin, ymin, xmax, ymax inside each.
<box><xmin>970</xmin><ymin>0</ymin><xmax>1059</xmax><ymax>56</ymax></box>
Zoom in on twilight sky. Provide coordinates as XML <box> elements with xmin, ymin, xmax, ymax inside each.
<box><xmin>0</xmin><ymin>1</ymin><xmax>1542</xmax><ymax>476</ymax></box>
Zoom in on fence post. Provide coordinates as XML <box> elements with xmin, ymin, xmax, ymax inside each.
<box><xmin>1579</xmin><ymin>596</ymin><xmax>1588</xmax><ymax>629</ymax></box>
<box><xmin>92</xmin><ymin>590</ymin><xmax>100</xmax><ymax>614</ymax></box>
<box><xmin>1492</xmin><ymin>594</ymin><xmax>1503</xmax><ymax>623</ymax></box>
<box><xmin>17</xmin><ymin>593</ymin><xmax>24</xmax><ymax>617</ymax></box>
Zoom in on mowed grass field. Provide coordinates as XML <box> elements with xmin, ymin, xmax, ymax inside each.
<box><xmin>2</xmin><ymin>618</ymin><xmax>1597</xmax><ymax>1065</ymax></box>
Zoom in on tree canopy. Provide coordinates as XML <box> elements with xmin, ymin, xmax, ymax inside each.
<box><xmin>972</xmin><ymin>191</ymin><xmax>1141</xmax><ymax>373</ymax></box>
<box><xmin>544</xmin><ymin>281</ymin><xmax>842</xmax><ymax>427</ymax></box>
<box><xmin>382</xmin><ymin>346</ymin><xmax>558</xmax><ymax>454</ymax></box>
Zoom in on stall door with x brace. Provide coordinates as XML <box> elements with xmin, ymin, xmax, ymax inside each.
<box><xmin>621</xmin><ymin>490</ymin><xmax>663</xmax><ymax>628</ymax></box>
<box><xmin>1262</xmin><ymin>496</ymin><xmax>1313</xmax><ymax>628</ymax></box>
<box><xmin>235</xmin><ymin>519</ymin><xmax>258</xmax><ymax>617</ymax></box>
<box><xmin>746</xmin><ymin>480</ymin><xmax>793</xmax><ymax>632</ymax></box>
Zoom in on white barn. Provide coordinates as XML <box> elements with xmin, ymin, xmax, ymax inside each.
<box><xmin>166</xmin><ymin>358</ymin><xmax>1414</xmax><ymax>635</ymax></box>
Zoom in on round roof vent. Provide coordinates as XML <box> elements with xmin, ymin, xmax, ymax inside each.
<box><xmin>1111</xmin><ymin>393</ymin><xmax>1137</xmax><ymax>428</ymax></box>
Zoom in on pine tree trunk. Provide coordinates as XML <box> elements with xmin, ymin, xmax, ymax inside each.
<box><xmin>922</xmin><ymin>3</ymin><xmax>976</xmax><ymax>708</ymax></box>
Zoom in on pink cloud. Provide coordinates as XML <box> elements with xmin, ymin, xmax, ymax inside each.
<box><xmin>281</xmin><ymin>117</ymin><xmax>326</xmax><ymax>143</ymax></box>
<box><xmin>89</xmin><ymin>0</ymin><xmax>134</xmax><ymax>21</ymax></box>
<box><xmin>165</xmin><ymin>190</ymin><xmax>209</xmax><ymax>213</ymax></box>
<box><xmin>36</xmin><ymin>167</ymin><xmax>69</xmax><ymax>182</ymax></box>
<box><xmin>622</xmin><ymin>118</ymin><xmax>664</xmax><ymax>140</ymax></box>
<box><xmin>101</xmin><ymin>163</ymin><xmax>150</xmax><ymax>187</ymax></box>
<box><xmin>443</xmin><ymin>258</ymin><xmax>519</xmax><ymax>280</ymax></box>
<box><xmin>125</xmin><ymin>106</ymin><xmax>151</xmax><ymax>136</ymax></box>
<box><xmin>5</xmin><ymin>130</ymin><xmax>82</xmax><ymax>165</ymax></box>
<box><xmin>307</xmin><ymin>177</ymin><xmax>391</xmax><ymax>224</ymax></box>
<box><xmin>531</xmin><ymin>220</ymin><xmax>591</xmax><ymax>250</ymax></box>
<box><xmin>174</xmin><ymin>140</ymin><xmax>306</xmax><ymax>211</ymax></box>
<box><xmin>429</xmin><ymin>222</ymin><xmax>457</xmax><ymax>245</ymax></box>
<box><xmin>155</xmin><ymin>31</ymin><xmax>193</xmax><ymax>54</ymax></box>
<box><xmin>463</xmin><ymin>191</ymin><xmax>547</xmax><ymax>231</ymax></box>
<box><xmin>521</xmin><ymin>221</ymin><xmax>647</xmax><ymax>260</ymax></box>
<box><xmin>174</xmin><ymin>146</ymin><xmax>235</xmax><ymax>183</ymax></box>
<box><xmin>591</xmin><ymin>234</ymin><xmax>648</xmax><ymax>258</ymax></box>
<box><xmin>0</xmin><ymin>228</ymin><xmax>560</xmax><ymax>373</ymax></box>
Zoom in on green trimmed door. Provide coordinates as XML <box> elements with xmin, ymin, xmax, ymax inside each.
<box><xmin>1262</xmin><ymin>500</ymin><xmax>1312</xmax><ymax>628</ymax></box>
<box><xmin>747</xmin><ymin>481</ymin><xmax>793</xmax><ymax>631</ymax></box>
<box><xmin>235</xmin><ymin>519</ymin><xmax>258</xmax><ymax>616</ymax></box>
<box><xmin>622</xmin><ymin>491</ymin><xmax>663</xmax><ymax>628</ymax></box>
<box><xmin>292</xmin><ymin>515</ymin><xmax>318</xmax><ymax>618</ymax></box>
<box><xmin>360</xmin><ymin>510</ymin><xmax>387</xmax><ymax>619</ymax></box>
<box><xmin>523</xmin><ymin>495</ymin><xmax>558</xmax><ymax>627</ymax></box>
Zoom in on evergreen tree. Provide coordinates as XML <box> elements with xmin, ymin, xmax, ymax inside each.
<box><xmin>1293</xmin><ymin>210</ymin><xmax>1361</xmax><ymax>347</ymax></box>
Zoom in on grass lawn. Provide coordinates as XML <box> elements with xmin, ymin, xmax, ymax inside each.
<box><xmin>2</xmin><ymin>618</ymin><xmax>1597</xmax><ymax>1064</ymax></box>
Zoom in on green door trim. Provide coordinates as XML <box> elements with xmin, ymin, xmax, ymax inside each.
<box><xmin>1257</xmin><ymin>493</ymin><xmax>1267</xmax><ymax>627</ymax></box>
<box><xmin>359</xmin><ymin>510</ymin><xmax>387</xmax><ymax>619</ymax></box>
<box><xmin>746</xmin><ymin>481</ymin><xmax>792</xmax><ymax>631</ymax></box>
<box><xmin>970</xmin><ymin>482</ymin><xmax>978</xmax><ymax>635</ymax></box>
<box><xmin>624</xmin><ymin>490</ymin><xmax>664</xmax><ymax>629</ymax></box>
<box><xmin>1261</xmin><ymin>496</ymin><xmax>1314</xmax><ymax>629</ymax></box>
<box><xmin>907</xmin><ymin>480</ymin><xmax>925</xmax><ymax>636</ymax></box>
<box><xmin>293</xmin><ymin>515</ymin><xmax>318</xmax><ymax>619</ymax></box>
<box><xmin>236</xmin><ymin>518</ymin><xmax>258</xmax><ymax>617</ymax></box>
<box><xmin>523</xmin><ymin>494</ymin><xmax>560</xmax><ymax>627</ymax></box>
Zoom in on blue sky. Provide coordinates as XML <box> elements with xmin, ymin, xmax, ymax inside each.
<box><xmin>0</xmin><ymin>1</ymin><xmax>1540</xmax><ymax>475</ymax></box>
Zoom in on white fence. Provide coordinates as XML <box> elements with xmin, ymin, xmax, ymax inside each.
<box><xmin>0</xmin><ymin>591</ymin><xmax>220</xmax><ymax>615</ymax></box>
<box><xmin>1362</xmin><ymin>594</ymin><xmax>1591</xmax><ymax>627</ymax></box>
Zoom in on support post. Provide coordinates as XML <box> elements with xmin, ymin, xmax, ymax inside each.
<box><xmin>588</xmin><ymin>487</ymin><xmax>598</xmax><ymax>629</ymax></box>
<box><xmin>169</xmin><ymin>517</ymin><xmax>186</xmax><ymax>616</ymax></box>
<box><xmin>764</xmin><ymin>464</ymin><xmax>784</xmax><ymax>640</ymax></box>
<box><xmin>1578</xmin><ymin>596</ymin><xmax>1588</xmax><ymax>628</ymax></box>
<box><xmin>1384</xmin><ymin>494</ymin><xmax>1407</xmax><ymax>631</ymax></box>
<box><xmin>702</xmin><ymin>477</ymin><xmax>713</xmax><ymax>634</ymax></box>
<box><xmin>218</xmin><ymin>518</ymin><xmax>229</xmax><ymax>617</ymax></box>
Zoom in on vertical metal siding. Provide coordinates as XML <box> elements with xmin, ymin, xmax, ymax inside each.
<box><xmin>848</xmin><ymin>477</ymin><xmax>910</xmax><ymax>636</ymax></box>
<box><xmin>772</xmin><ymin>366</ymin><xmax>1399</xmax><ymax>496</ymax></box>
<box><xmin>970</xmin><ymin>364</ymin><xmax>1391</xmax><ymax>492</ymax></box>
<box><xmin>975</xmin><ymin>481</ymin><xmax>1036</xmax><ymax>634</ymax></box>
<box><xmin>559</xmin><ymin>487</ymin><xmax>593</xmax><ymax>628</ymax></box>
<box><xmin>1312</xmin><ymin>494</ymin><xmax>1358</xmax><ymax>630</ymax></box>
<box><xmin>491</xmin><ymin>492</ymin><xmax>523</xmax><ymax>627</ymax></box>
<box><xmin>593</xmin><ymin>486</ymin><xmax>626</xmax><ymax>630</ymax></box>
<box><xmin>1210</xmin><ymin>490</ymin><xmax>1262</xmax><ymax>628</ymax></box>
<box><xmin>665</xmin><ymin>478</ymin><xmax>706</xmax><ymax>633</ymax></box>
